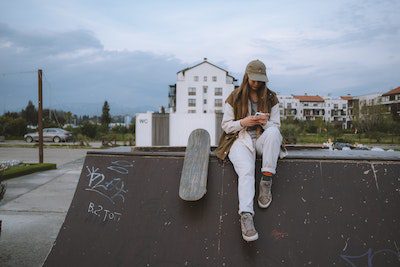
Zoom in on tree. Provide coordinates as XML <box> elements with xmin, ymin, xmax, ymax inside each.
<box><xmin>21</xmin><ymin>100</ymin><xmax>38</xmax><ymax>125</ymax></box>
<box><xmin>101</xmin><ymin>101</ymin><xmax>111</xmax><ymax>127</ymax></box>
<box><xmin>64</xmin><ymin>111</ymin><xmax>73</xmax><ymax>125</ymax></box>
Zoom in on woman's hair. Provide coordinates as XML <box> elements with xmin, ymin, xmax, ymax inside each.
<box><xmin>234</xmin><ymin>73</ymin><xmax>269</xmax><ymax>119</ymax></box>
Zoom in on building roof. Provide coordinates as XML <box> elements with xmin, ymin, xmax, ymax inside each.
<box><xmin>177</xmin><ymin>58</ymin><xmax>237</xmax><ymax>80</ymax></box>
<box><xmin>382</xmin><ymin>86</ymin><xmax>400</xmax><ymax>96</ymax></box>
<box><xmin>293</xmin><ymin>95</ymin><xmax>324</xmax><ymax>102</ymax></box>
<box><xmin>340</xmin><ymin>95</ymin><xmax>353</xmax><ymax>100</ymax></box>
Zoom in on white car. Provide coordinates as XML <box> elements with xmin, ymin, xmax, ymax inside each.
<box><xmin>24</xmin><ymin>128</ymin><xmax>73</xmax><ymax>143</ymax></box>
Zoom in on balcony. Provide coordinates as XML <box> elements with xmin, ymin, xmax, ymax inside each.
<box><xmin>303</xmin><ymin>109</ymin><xmax>325</xmax><ymax>116</ymax></box>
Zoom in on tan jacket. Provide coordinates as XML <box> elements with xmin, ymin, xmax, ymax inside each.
<box><xmin>215</xmin><ymin>88</ymin><xmax>279</xmax><ymax>160</ymax></box>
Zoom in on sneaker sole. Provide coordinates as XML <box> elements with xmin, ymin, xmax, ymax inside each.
<box><xmin>242</xmin><ymin>232</ymin><xmax>259</xmax><ymax>242</ymax></box>
<box><xmin>258</xmin><ymin>197</ymin><xmax>272</xmax><ymax>208</ymax></box>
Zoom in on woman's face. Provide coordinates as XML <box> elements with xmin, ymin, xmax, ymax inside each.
<box><xmin>248</xmin><ymin>79</ymin><xmax>264</xmax><ymax>91</ymax></box>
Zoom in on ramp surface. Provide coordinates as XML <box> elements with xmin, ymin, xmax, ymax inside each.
<box><xmin>45</xmin><ymin>152</ymin><xmax>400</xmax><ymax>266</ymax></box>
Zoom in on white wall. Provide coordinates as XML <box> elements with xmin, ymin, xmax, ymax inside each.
<box><xmin>169</xmin><ymin>113</ymin><xmax>216</xmax><ymax>146</ymax></box>
<box><xmin>135</xmin><ymin>113</ymin><xmax>152</xmax><ymax>147</ymax></box>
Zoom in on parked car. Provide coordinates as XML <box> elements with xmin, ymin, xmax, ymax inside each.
<box><xmin>24</xmin><ymin>128</ymin><xmax>73</xmax><ymax>143</ymax></box>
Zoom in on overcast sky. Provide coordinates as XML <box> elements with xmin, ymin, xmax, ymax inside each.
<box><xmin>0</xmin><ymin>0</ymin><xmax>399</xmax><ymax>115</ymax></box>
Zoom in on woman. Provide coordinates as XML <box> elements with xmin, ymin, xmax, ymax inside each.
<box><xmin>215</xmin><ymin>59</ymin><xmax>282</xmax><ymax>242</ymax></box>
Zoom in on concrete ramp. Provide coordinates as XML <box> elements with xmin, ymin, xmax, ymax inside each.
<box><xmin>45</xmin><ymin>151</ymin><xmax>400</xmax><ymax>266</ymax></box>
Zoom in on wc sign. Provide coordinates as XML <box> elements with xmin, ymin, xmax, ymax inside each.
<box><xmin>139</xmin><ymin>119</ymin><xmax>148</xmax><ymax>124</ymax></box>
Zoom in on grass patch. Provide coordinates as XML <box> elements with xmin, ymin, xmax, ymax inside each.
<box><xmin>1</xmin><ymin>163</ymin><xmax>57</xmax><ymax>180</ymax></box>
<box><xmin>296</xmin><ymin>133</ymin><xmax>400</xmax><ymax>145</ymax></box>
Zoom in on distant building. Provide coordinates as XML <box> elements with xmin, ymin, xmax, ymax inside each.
<box><xmin>124</xmin><ymin>115</ymin><xmax>132</xmax><ymax>127</ymax></box>
<box><xmin>278</xmin><ymin>94</ymin><xmax>349</xmax><ymax>128</ymax></box>
<box><xmin>381</xmin><ymin>86</ymin><xmax>400</xmax><ymax>120</ymax></box>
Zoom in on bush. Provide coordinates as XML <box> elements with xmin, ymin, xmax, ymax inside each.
<box><xmin>2</xmin><ymin>163</ymin><xmax>57</xmax><ymax>180</ymax></box>
<box><xmin>123</xmin><ymin>133</ymin><xmax>134</xmax><ymax>146</ymax></box>
<box><xmin>111</xmin><ymin>125</ymin><xmax>129</xmax><ymax>134</ymax></box>
<box><xmin>0</xmin><ymin>116</ymin><xmax>27</xmax><ymax>138</ymax></box>
<box><xmin>101</xmin><ymin>133</ymin><xmax>117</xmax><ymax>147</ymax></box>
<box><xmin>281</xmin><ymin>123</ymin><xmax>301</xmax><ymax>144</ymax></box>
<box><xmin>80</xmin><ymin>122</ymin><xmax>98</xmax><ymax>139</ymax></box>
<box><xmin>76</xmin><ymin>134</ymin><xmax>90</xmax><ymax>146</ymax></box>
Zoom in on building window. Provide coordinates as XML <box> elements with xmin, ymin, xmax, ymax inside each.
<box><xmin>212</xmin><ymin>76</ymin><xmax>217</xmax><ymax>82</ymax></box>
<box><xmin>334</xmin><ymin>104</ymin><xmax>338</xmax><ymax>109</ymax></box>
<box><xmin>204</xmin><ymin>76</ymin><xmax>207</xmax><ymax>82</ymax></box>
<box><xmin>188</xmin><ymin>110</ymin><xmax>196</xmax><ymax>113</ymax></box>
<box><xmin>304</xmin><ymin>103</ymin><xmax>309</xmax><ymax>107</ymax></box>
<box><xmin>203</xmin><ymin>110</ymin><xmax>207</xmax><ymax>113</ymax></box>
<box><xmin>215</xmin><ymin>87</ymin><xmax>222</xmax><ymax>96</ymax></box>
<box><xmin>343</xmin><ymin>104</ymin><xmax>347</xmax><ymax>109</ymax></box>
<box><xmin>194</xmin><ymin>76</ymin><xmax>199</xmax><ymax>82</ymax></box>
<box><xmin>188</xmin><ymin>87</ymin><xmax>196</xmax><ymax>96</ymax></box>
<box><xmin>215</xmin><ymin>99</ymin><xmax>223</xmax><ymax>107</ymax></box>
<box><xmin>203</xmin><ymin>86</ymin><xmax>208</xmax><ymax>94</ymax></box>
<box><xmin>203</xmin><ymin>99</ymin><xmax>207</xmax><ymax>104</ymax></box>
<box><xmin>188</xmin><ymin>99</ymin><xmax>196</xmax><ymax>107</ymax></box>
<box><xmin>313</xmin><ymin>103</ymin><xmax>318</xmax><ymax>107</ymax></box>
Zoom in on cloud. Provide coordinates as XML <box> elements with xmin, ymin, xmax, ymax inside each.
<box><xmin>0</xmin><ymin>23</ymin><xmax>185</xmax><ymax>115</ymax></box>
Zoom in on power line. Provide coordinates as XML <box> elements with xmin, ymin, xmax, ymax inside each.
<box><xmin>0</xmin><ymin>70</ymin><xmax>36</xmax><ymax>77</ymax></box>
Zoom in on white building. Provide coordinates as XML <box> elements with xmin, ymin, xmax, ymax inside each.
<box><xmin>356</xmin><ymin>93</ymin><xmax>382</xmax><ymax>108</ymax></box>
<box><xmin>277</xmin><ymin>95</ymin><xmax>301</xmax><ymax>120</ymax></box>
<box><xmin>278</xmin><ymin>94</ymin><xmax>349</xmax><ymax>128</ymax></box>
<box><xmin>169</xmin><ymin>58</ymin><xmax>236</xmax><ymax>114</ymax></box>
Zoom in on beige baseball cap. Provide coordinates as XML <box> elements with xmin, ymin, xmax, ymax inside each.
<box><xmin>245</xmin><ymin>60</ymin><xmax>268</xmax><ymax>82</ymax></box>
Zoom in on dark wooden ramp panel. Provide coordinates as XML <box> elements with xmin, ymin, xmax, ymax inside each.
<box><xmin>45</xmin><ymin>153</ymin><xmax>400</xmax><ymax>266</ymax></box>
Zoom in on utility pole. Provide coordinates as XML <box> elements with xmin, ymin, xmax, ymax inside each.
<box><xmin>38</xmin><ymin>69</ymin><xmax>43</xmax><ymax>163</ymax></box>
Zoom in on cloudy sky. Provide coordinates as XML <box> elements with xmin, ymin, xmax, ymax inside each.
<box><xmin>0</xmin><ymin>0</ymin><xmax>399</xmax><ymax>115</ymax></box>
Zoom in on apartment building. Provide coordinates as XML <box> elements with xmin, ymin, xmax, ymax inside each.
<box><xmin>278</xmin><ymin>94</ymin><xmax>349</xmax><ymax>128</ymax></box>
<box><xmin>169</xmin><ymin>58</ymin><xmax>237</xmax><ymax>114</ymax></box>
<box><xmin>381</xmin><ymin>86</ymin><xmax>400</xmax><ymax>120</ymax></box>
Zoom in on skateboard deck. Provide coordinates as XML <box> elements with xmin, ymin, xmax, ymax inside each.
<box><xmin>179</xmin><ymin>129</ymin><xmax>210</xmax><ymax>201</ymax></box>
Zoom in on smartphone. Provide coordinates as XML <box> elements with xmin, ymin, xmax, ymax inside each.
<box><xmin>255</xmin><ymin>112</ymin><xmax>265</xmax><ymax>116</ymax></box>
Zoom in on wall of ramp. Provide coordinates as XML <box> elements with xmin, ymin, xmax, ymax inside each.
<box><xmin>45</xmin><ymin>151</ymin><xmax>400</xmax><ymax>266</ymax></box>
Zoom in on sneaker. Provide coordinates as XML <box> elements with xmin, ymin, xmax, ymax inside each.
<box><xmin>240</xmin><ymin>213</ymin><xmax>259</xmax><ymax>242</ymax></box>
<box><xmin>258</xmin><ymin>180</ymin><xmax>272</xmax><ymax>208</ymax></box>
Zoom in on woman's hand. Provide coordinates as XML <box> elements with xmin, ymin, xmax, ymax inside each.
<box><xmin>240</xmin><ymin>113</ymin><xmax>270</xmax><ymax>127</ymax></box>
<box><xmin>255</xmin><ymin>113</ymin><xmax>269</xmax><ymax>126</ymax></box>
<box><xmin>240</xmin><ymin>116</ymin><xmax>259</xmax><ymax>127</ymax></box>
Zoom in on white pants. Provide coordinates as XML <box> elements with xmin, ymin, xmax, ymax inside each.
<box><xmin>228</xmin><ymin>127</ymin><xmax>282</xmax><ymax>215</ymax></box>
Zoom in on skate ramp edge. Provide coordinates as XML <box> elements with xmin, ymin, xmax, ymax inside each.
<box><xmin>44</xmin><ymin>150</ymin><xmax>400</xmax><ymax>266</ymax></box>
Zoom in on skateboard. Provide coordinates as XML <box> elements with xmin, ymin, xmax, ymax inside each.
<box><xmin>179</xmin><ymin>129</ymin><xmax>210</xmax><ymax>201</ymax></box>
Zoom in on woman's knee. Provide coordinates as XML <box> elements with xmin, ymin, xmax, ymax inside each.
<box><xmin>263</xmin><ymin>127</ymin><xmax>282</xmax><ymax>140</ymax></box>
<box><xmin>230</xmin><ymin>159</ymin><xmax>255</xmax><ymax>177</ymax></box>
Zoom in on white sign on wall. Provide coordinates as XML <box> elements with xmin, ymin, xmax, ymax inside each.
<box><xmin>135</xmin><ymin>113</ymin><xmax>152</xmax><ymax>146</ymax></box>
